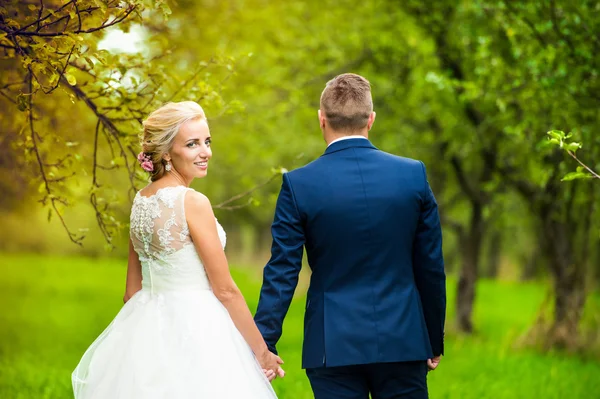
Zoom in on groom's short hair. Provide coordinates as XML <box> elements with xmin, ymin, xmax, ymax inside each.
<box><xmin>320</xmin><ymin>73</ymin><xmax>373</xmax><ymax>132</ymax></box>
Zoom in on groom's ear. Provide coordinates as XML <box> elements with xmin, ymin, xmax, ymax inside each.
<box><xmin>367</xmin><ymin>112</ymin><xmax>376</xmax><ymax>131</ymax></box>
<box><xmin>318</xmin><ymin>109</ymin><xmax>326</xmax><ymax>129</ymax></box>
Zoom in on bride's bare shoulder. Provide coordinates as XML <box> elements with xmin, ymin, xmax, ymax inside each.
<box><xmin>137</xmin><ymin>184</ymin><xmax>154</xmax><ymax>197</ymax></box>
<box><xmin>184</xmin><ymin>189</ymin><xmax>212</xmax><ymax>212</ymax></box>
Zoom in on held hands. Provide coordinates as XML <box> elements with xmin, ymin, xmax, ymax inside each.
<box><xmin>258</xmin><ymin>350</ymin><xmax>285</xmax><ymax>382</ymax></box>
<box><xmin>427</xmin><ymin>356</ymin><xmax>441</xmax><ymax>371</ymax></box>
<box><xmin>262</xmin><ymin>367</ymin><xmax>285</xmax><ymax>382</ymax></box>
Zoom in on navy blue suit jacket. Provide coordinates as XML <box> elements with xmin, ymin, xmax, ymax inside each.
<box><xmin>254</xmin><ymin>138</ymin><xmax>446</xmax><ymax>369</ymax></box>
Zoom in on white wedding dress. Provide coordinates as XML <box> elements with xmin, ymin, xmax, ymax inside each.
<box><xmin>72</xmin><ymin>186</ymin><xmax>277</xmax><ymax>398</ymax></box>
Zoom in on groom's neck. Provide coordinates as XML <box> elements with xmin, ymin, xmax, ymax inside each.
<box><xmin>324</xmin><ymin>130</ymin><xmax>369</xmax><ymax>146</ymax></box>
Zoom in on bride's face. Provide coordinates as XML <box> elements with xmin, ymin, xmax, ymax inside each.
<box><xmin>167</xmin><ymin>118</ymin><xmax>212</xmax><ymax>181</ymax></box>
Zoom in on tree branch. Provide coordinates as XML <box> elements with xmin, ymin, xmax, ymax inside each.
<box><xmin>501</xmin><ymin>168</ymin><xmax>538</xmax><ymax>200</ymax></box>
<box><xmin>74</xmin><ymin>1</ymin><xmax>82</xmax><ymax>31</ymax></box>
<box><xmin>63</xmin><ymin>76</ymin><xmax>137</xmax><ymax>191</ymax></box>
<box><xmin>17</xmin><ymin>1</ymin><xmax>75</xmax><ymax>32</ymax></box>
<box><xmin>213</xmin><ymin>172</ymin><xmax>282</xmax><ymax>210</ymax></box>
<box><xmin>89</xmin><ymin>120</ymin><xmax>118</xmax><ymax>245</ymax></box>
<box><xmin>440</xmin><ymin>214</ymin><xmax>466</xmax><ymax>242</ymax></box>
<box><xmin>43</xmin><ymin>154</ymin><xmax>72</xmax><ymax>167</ymax></box>
<box><xmin>7</xmin><ymin>5</ymin><xmax>137</xmax><ymax>37</ymax></box>
<box><xmin>27</xmin><ymin>70</ymin><xmax>83</xmax><ymax>245</ymax></box>
<box><xmin>449</xmin><ymin>155</ymin><xmax>481</xmax><ymax>204</ymax></box>
<box><xmin>0</xmin><ymin>89</ymin><xmax>18</xmax><ymax>104</ymax></box>
<box><xmin>166</xmin><ymin>58</ymin><xmax>214</xmax><ymax>103</ymax></box>
<box><xmin>567</xmin><ymin>150</ymin><xmax>600</xmax><ymax>179</ymax></box>
<box><xmin>42</xmin><ymin>44</ymin><xmax>75</xmax><ymax>94</ymax></box>
<box><xmin>36</xmin><ymin>0</ymin><xmax>44</xmax><ymax>32</ymax></box>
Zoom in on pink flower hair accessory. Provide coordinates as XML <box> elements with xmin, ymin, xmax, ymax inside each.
<box><xmin>137</xmin><ymin>152</ymin><xmax>154</xmax><ymax>172</ymax></box>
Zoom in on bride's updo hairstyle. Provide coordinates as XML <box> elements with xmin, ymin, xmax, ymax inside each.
<box><xmin>140</xmin><ymin>101</ymin><xmax>206</xmax><ymax>181</ymax></box>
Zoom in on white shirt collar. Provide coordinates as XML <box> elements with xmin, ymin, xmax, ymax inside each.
<box><xmin>327</xmin><ymin>135</ymin><xmax>368</xmax><ymax>147</ymax></box>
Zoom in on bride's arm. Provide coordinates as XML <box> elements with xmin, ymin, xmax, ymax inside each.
<box><xmin>185</xmin><ymin>191</ymin><xmax>283</xmax><ymax>373</ymax></box>
<box><xmin>123</xmin><ymin>238</ymin><xmax>142</xmax><ymax>303</ymax></box>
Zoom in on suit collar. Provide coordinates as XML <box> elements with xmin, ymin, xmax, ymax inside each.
<box><xmin>323</xmin><ymin>137</ymin><xmax>377</xmax><ymax>156</ymax></box>
<box><xmin>327</xmin><ymin>135</ymin><xmax>368</xmax><ymax>147</ymax></box>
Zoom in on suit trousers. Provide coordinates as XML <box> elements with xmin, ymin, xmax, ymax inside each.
<box><xmin>306</xmin><ymin>361</ymin><xmax>428</xmax><ymax>399</ymax></box>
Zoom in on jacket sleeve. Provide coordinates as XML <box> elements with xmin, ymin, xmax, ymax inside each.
<box><xmin>254</xmin><ymin>173</ymin><xmax>305</xmax><ymax>354</ymax></box>
<box><xmin>412</xmin><ymin>161</ymin><xmax>446</xmax><ymax>356</ymax></box>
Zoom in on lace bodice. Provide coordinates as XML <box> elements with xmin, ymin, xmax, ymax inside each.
<box><xmin>130</xmin><ymin>186</ymin><xmax>226</xmax><ymax>293</ymax></box>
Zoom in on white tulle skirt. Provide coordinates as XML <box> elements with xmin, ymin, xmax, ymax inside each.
<box><xmin>72</xmin><ymin>289</ymin><xmax>277</xmax><ymax>398</ymax></box>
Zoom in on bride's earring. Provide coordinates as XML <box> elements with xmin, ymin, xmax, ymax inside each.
<box><xmin>165</xmin><ymin>161</ymin><xmax>172</xmax><ymax>172</ymax></box>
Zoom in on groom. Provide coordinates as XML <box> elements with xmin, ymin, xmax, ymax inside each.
<box><xmin>255</xmin><ymin>73</ymin><xmax>446</xmax><ymax>398</ymax></box>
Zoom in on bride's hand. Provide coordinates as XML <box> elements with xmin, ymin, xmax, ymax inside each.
<box><xmin>263</xmin><ymin>366</ymin><xmax>285</xmax><ymax>382</ymax></box>
<box><xmin>258</xmin><ymin>350</ymin><xmax>284</xmax><ymax>379</ymax></box>
<box><xmin>262</xmin><ymin>369</ymin><xmax>276</xmax><ymax>381</ymax></box>
<box><xmin>276</xmin><ymin>366</ymin><xmax>285</xmax><ymax>378</ymax></box>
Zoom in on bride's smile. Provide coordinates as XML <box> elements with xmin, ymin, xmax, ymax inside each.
<box><xmin>164</xmin><ymin>118</ymin><xmax>213</xmax><ymax>185</ymax></box>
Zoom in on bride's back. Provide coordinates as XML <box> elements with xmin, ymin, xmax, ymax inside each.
<box><xmin>129</xmin><ymin>185</ymin><xmax>224</xmax><ymax>293</ymax></box>
<box><xmin>130</xmin><ymin>185</ymin><xmax>193</xmax><ymax>259</ymax></box>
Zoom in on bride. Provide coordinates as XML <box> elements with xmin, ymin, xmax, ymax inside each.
<box><xmin>72</xmin><ymin>101</ymin><xmax>282</xmax><ymax>398</ymax></box>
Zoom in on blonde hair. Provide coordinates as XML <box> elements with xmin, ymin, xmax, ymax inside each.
<box><xmin>140</xmin><ymin>101</ymin><xmax>206</xmax><ymax>181</ymax></box>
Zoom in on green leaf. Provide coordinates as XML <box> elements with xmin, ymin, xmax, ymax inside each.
<box><xmin>95</xmin><ymin>53</ymin><xmax>107</xmax><ymax>64</ymax></box>
<box><xmin>159</xmin><ymin>3</ymin><xmax>172</xmax><ymax>18</ymax></box>
<box><xmin>84</xmin><ymin>56</ymin><xmax>95</xmax><ymax>68</ymax></box>
<box><xmin>65</xmin><ymin>73</ymin><xmax>77</xmax><ymax>86</ymax></box>
<box><xmin>547</xmin><ymin>130</ymin><xmax>565</xmax><ymax>140</ymax></box>
<box><xmin>16</xmin><ymin>93</ymin><xmax>27</xmax><ymax>112</ymax></box>
<box><xmin>5</xmin><ymin>18</ymin><xmax>20</xmax><ymax>29</ymax></box>
<box><xmin>565</xmin><ymin>142</ymin><xmax>582</xmax><ymax>153</ymax></box>
<box><xmin>48</xmin><ymin>71</ymin><xmax>59</xmax><ymax>85</ymax></box>
<box><xmin>561</xmin><ymin>171</ymin><xmax>592</xmax><ymax>181</ymax></box>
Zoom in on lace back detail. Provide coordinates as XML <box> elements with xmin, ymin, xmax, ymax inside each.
<box><xmin>130</xmin><ymin>186</ymin><xmax>192</xmax><ymax>262</ymax></box>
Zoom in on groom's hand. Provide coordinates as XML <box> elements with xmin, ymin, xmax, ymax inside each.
<box><xmin>427</xmin><ymin>356</ymin><xmax>441</xmax><ymax>371</ymax></box>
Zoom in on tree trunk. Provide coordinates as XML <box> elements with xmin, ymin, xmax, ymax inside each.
<box><xmin>456</xmin><ymin>202</ymin><xmax>485</xmax><ymax>333</ymax></box>
<box><xmin>543</xmin><ymin>220</ymin><xmax>586</xmax><ymax>349</ymax></box>
<box><xmin>485</xmin><ymin>230</ymin><xmax>502</xmax><ymax>278</ymax></box>
<box><xmin>521</xmin><ymin>246</ymin><xmax>542</xmax><ymax>281</ymax></box>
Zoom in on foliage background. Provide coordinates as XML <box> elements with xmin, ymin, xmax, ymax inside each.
<box><xmin>1</xmin><ymin>0</ymin><xmax>599</xmax><ymax>397</ymax></box>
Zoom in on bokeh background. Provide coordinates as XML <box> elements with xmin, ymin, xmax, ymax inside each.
<box><xmin>1</xmin><ymin>1</ymin><xmax>599</xmax><ymax>398</ymax></box>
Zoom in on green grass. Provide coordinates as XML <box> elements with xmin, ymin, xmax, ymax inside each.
<box><xmin>1</xmin><ymin>254</ymin><xmax>599</xmax><ymax>398</ymax></box>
